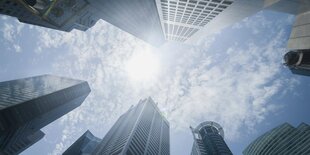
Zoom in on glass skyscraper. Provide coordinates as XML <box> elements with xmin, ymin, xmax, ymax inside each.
<box><xmin>0</xmin><ymin>75</ymin><xmax>91</xmax><ymax>155</ymax></box>
<box><xmin>190</xmin><ymin>121</ymin><xmax>232</xmax><ymax>155</ymax></box>
<box><xmin>63</xmin><ymin>130</ymin><xmax>101</xmax><ymax>155</ymax></box>
<box><xmin>243</xmin><ymin>122</ymin><xmax>310</xmax><ymax>155</ymax></box>
<box><xmin>92</xmin><ymin>97</ymin><xmax>170</xmax><ymax>155</ymax></box>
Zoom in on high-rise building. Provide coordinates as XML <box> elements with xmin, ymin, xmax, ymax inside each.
<box><xmin>1</xmin><ymin>0</ymin><xmax>309</xmax><ymax>48</ymax></box>
<box><xmin>190</xmin><ymin>121</ymin><xmax>232</xmax><ymax>155</ymax></box>
<box><xmin>243</xmin><ymin>122</ymin><xmax>310</xmax><ymax>155</ymax></box>
<box><xmin>88</xmin><ymin>0</ymin><xmax>166</xmax><ymax>46</ymax></box>
<box><xmin>0</xmin><ymin>74</ymin><xmax>91</xmax><ymax>155</ymax></box>
<box><xmin>284</xmin><ymin>50</ymin><xmax>310</xmax><ymax>76</ymax></box>
<box><xmin>63</xmin><ymin>130</ymin><xmax>101</xmax><ymax>155</ymax></box>
<box><xmin>92</xmin><ymin>97</ymin><xmax>170</xmax><ymax>155</ymax></box>
<box><xmin>0</xmin><ymin>0</ymin><xmax>99</xmax><ymax>32</ymax></box>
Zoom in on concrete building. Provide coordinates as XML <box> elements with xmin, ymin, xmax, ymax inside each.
<box><xmin>63</xmin><ymin>130</ymin><xmax>101</xmax><ymax>155</ymax></box>
<box><xmin>190</xmin><ymin>121</ymin><xmax>232</xmax><ymax>155</ymax></box>
<box><xmin>243</xmin><ymin>122</ymin><xmax>310</xmax><ymax>155</ymax></box>
<box><xmin>92</xmin><ymin>97</ymin><xmax>170</xmax><ymax>155</ymax></box>
<box><xmin>0</xmin><ymin>75</ymin><xmax>91</xmax><ymax>155</ymax></box>
<box><xmin>0</xmin><ymin>0</ymin><xmax>99</xmax><ymax>32</ymax></box>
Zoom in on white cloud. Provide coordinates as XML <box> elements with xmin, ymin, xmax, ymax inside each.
<box><xmin>1</xmin><ymin>18</ymin><xmax>25</xmax><ymax>53</ymax></box>
<box><xmin>24</xmin><ymin>11</ymin><xmax>298</xmax><ymax>154</ymax></box>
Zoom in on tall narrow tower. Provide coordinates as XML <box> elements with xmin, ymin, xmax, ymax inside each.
<box><xmin>190</xmin><ymin>121</ymin><xmax>232</xmax><ymax>155</ymax></box>
<box><xmin>0</xmin><ymin>75</ymin><xmax>91</xmax><ymax>155</ymax></box>
<box><xmin>92</xmin><ymin>97</ymin><xmax>170</xmax><ymax>155</ymax></box>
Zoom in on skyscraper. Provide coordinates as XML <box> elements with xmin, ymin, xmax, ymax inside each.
<box><xmin>190</xmin><ymin>121</ymin><xmax>232</xmax><ymax>155</ymax></box>
<box><xmin>0</xmin><ymin>0</ymin><xmax>99</xmax><ymax>32</ymax></box>
<box><xmin>284</xmin><ymin>50</ymin><xmax>310</xmax><ymax>76</ymax></box>
<box><xmin>63</xmin><ymin>130</ymin><xmax>101</xmax><ymax>155</ymax></box>
<box><xmin>88</xmin><ymin>0</ymin><xmax>166</xmax><ymax>46</ymax></box>
<box><xmin>92</xmin><ymin>97</ymin><xmax>170</xmax><ymax>155</ymax></box>
<box><xmin>2</xmin><ymin>0</ymin><xmax>309</xmax><ymax>48</ymax></box>
<box><xmin>0</xmin><ymin>74</ymin><xmax>91</xmax><ymax>155</ymax></box>
<box><xmin>243</xmin><ymin>122</ymin><xmax>310</xmax><ymax>155</ymax></box>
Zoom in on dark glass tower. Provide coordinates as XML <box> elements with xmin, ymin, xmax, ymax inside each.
<box><xmin>284</xmin><ymin>50</ymin><xmax>310</xmax><ymax>76</ymax></box>
<box><xmin>243</xmin><ymin>122</ymin><xmax>310</xmax><ymax>155</ymax></box>
<box><xmin>63</xmin><ymin>130</ymin><xmax>101</xmax><ymax>155</ymax></box>
<box><xmin>0</xmin><ymin>75</ymin><xmax>91</xmax><ymax>155</ymax></box>
<box><xmin>92</xmin><ymin>97</ymin><xmax>170</xmax><ymax>155</ymax></box>
<box><xmin>190</xmin><ymin>121</ymin><xmax>232</xmax><ymax>155</ymax></box>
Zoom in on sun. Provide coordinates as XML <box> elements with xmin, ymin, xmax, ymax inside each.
<box><xmin>125</xmin><ymin>48</ymin><xmax>160</xmax><ymax>82</ymax></box>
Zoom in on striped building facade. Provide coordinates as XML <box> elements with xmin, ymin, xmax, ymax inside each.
<box><xmin>243</xmin><ymin>123</ymin><xmax>310</xmax><ymax>155</ymax></box>
<box><xmin>92</xmin><ymin>98</ymin><xmax>170</xmax><ymax>155</ymax></box>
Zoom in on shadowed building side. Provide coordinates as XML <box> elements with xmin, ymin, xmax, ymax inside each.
<box><xmin>0</xmin><ymin>75</ymin><xmax>91</xmax><ymax>155</ymax></box>
<box><xmin>0</xmin><ymin>0</ymin><xmax>99</xmax><ymax>32</ymax></box>
<box><xmin>63</xmin><ymin>130</ymin><xmax>101</xmax><ymax>155</ymax></box>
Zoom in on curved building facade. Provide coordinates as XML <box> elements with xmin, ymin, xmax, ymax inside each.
<box><xmin>243</xmin><ymin>123</ymin><xmax>310</xmax><ymax>155</ymax></box>
<box><xmin>284</xmin><ymin>50</ymin><xmax>310</xmax><ymax>76</ymax></box>
<box><xmin>190</xmin><ymin>121</ymin><xmax>232</xmax><ymax>155</ymax></box>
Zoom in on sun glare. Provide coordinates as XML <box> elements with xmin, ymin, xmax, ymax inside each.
<box><xmin>126</xmin><ymin>49</ymin><xmax>160</xmax><ymax>82</ymax></box>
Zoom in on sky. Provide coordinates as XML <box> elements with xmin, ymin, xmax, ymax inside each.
<box><xmin>0</xmin><ymin>9</ymin><xmax>310</xmax><ymax>155</ymax></box>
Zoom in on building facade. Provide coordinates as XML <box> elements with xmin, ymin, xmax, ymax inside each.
<box><xmin>284</xmin><ymin>50</ymin><xmax>310</xmax><ymax>76</ymax></box>
<box><xmin>92</xmin><ymin>97</ymin><xmax>170</xmax><ymax>155</ymax></box>
<box><xmin>63</xmin><ymin>130</ymin><xmax>101</xmax><ymax>155</ymax></box>
<box><xmin>0</xmin><ymin>75</ymin><xmax>91</xmax><ymax>155</ymax></box>
<box><xmin>1</xmin><ymin>0</ymin><xmax>309</xmax><ymax>48</ymax></box>
<box><xmin>0</xmin><ymin>0</ymin><xmax>99</xmax><ymax>32</ymax></box>
<box><xmin>243</xmin><ymin>122</ymin><xmax>310</xmax><ymax>155</ymax></box>
<box><xmin>190</xmin><ymin>121</ymin><xmax>232</xmax><ymax>155</ymax></box>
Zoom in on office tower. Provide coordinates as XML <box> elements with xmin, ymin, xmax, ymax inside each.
<box><xmin>92</xmin><ymin>97</ymin><xmax>170</xmax><ymax>155</ymax></box>
<box><xmin>63</xmin><ymin>130</ymin><xmax>101</xmax><ymax>155</ymax></box>
<box><xmin>0</xmin><ymin>0</ymin><xmax>99</xmax><ymax>32</ymax></box>
<box><xmin>284</xmin><ymin>50</ymin><xmax>310</xmax><ymax>76</ymax></box>
<box><xmin>243</xmin><ymin>122</ymin><xmax>310</xmax><ymax>155</ymax></box>
<box><xmin>155</xmin><ymin>0</ymin><xmax>310</xmax><ymax>48</ymax></box>
<box><xmin>190</xmin><ymin>121</ymin><xmax>232</xmax><ymax>155</ymax></box>
<box><xmin>0</xmin><ymin>75</ymin><xmax>91</xmax><ymax>155</ymax></box>
<box><xmin>89</xmin><ymin>0</ymin><xmax>166</xmax><ymax>46</ymax></box>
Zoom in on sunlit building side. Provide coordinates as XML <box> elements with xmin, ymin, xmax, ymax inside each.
<box><xmin>92</xmin><ymin>97</ymin><xmax>170</xmax><ymax>155</ymax></box>
<box><xmin>243</xmin><ymin>122</ymin><xmax>310</xmax><ymax>155</ymax></box>
<box><xmin>190</xmin><ymin>121</ymin><xmax>232</xmax><ymax>155</ymax></box>
<box><xmin>0</xmin><ymin>75</ymin><xmax>91</xmax><ymax>155</ymax></box>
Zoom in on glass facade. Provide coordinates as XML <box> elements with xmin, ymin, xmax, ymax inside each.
<box><xmin>0</xmin><ymin>0</ymin><xmax>99</xmax><ymax>32</ymax></box>
<box><xmin>92</xmin><ymin>98</ymin><xmax>170</xmax><ymax>155</ymax></box>
<box><xmin>191</xmin><ymin>121</ymin><xmax>232</xmax><ymax>155</ymax></box>
<box><xmin>63</xmin><ymin>130</ymin><xmax>101</xmax><ymax>155</ymax></box>
<box><xmin>0</xmin><ymin>75</ymin><xmax>91</xmax><ymax>155</ymax></box>
<box><xmin>243</xmin><ymin>123</ymin><xmax>310</xmax><ymax>155</ymax></box>
<box><xmin>284</xmin><ymin>50</ymin><xmax>310</xmax><ymax>76</ymax></box>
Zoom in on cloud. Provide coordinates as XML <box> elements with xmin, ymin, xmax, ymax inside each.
<box><xmin>0</xmin><ymin>17</ymin><xmax>25</xmax><ymax>53</ymax></box>
<box><xmin>5</xmin><ymin>11</ymin><xmax>297</xmax><ymax>154</ymax></box>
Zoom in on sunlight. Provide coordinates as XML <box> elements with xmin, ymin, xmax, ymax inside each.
<box><xmin>125</xmin><ymin>48</ymin><xmax>160</xmax><ymax>82</ymax></box>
